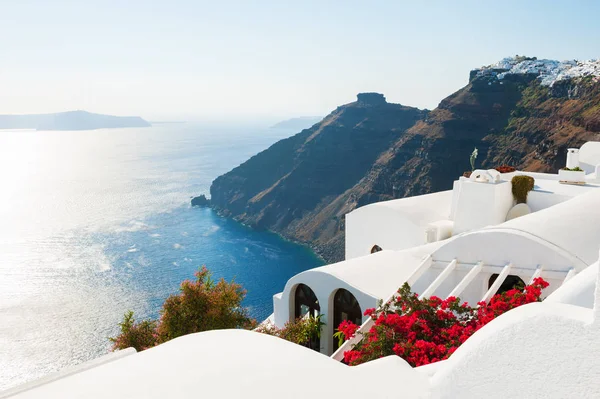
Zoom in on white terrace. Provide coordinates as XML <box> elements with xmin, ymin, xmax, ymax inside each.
<box><xmin>271</xmin><ymin>141</ymin><xmax>600</xmax><ymax>356</ymax></box>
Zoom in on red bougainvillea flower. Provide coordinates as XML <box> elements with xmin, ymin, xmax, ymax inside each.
<box><xmin>337</xmin><ymin>320</ymin><xmax>359</xmax><ymax>341</ymax></box>
<box><xmin>364</xmin><ymin>308</ymin><xmax>376</xmax><ymax>317</ymax></box>
<box><xmin>338</xmin><ymin>278</ymin><xmax>549</xmax><ymax>367</ymax></box>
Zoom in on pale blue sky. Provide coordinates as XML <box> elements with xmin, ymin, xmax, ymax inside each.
<box><xmin>1</xmin><ymin>0</ymin><xmax>599</xmax><ymax>122</ymax></box>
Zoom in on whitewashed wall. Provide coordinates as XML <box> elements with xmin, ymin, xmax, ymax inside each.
<box><xmin>452</xmin><ymin>180</ymin><xmax>513</xmax><ymax>235</ymax></box>
<box><xmin>345</xmin><ymin>191</ymin><xmax>452</xmax><ymax>259</ymax></box>
<box><xmin>527</xmin><ymin>190</ymin><xmax>570</xmax><ymax>212</ymax></box>
<box><xmin>273</xmin><ymin>270</ymin><xmax>377</xmax><ymax>355</ymax></box>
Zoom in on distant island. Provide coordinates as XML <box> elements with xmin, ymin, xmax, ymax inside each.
<box><xmin>270</xmin><ymin>116</ymin><xmax>323</xmax><ymax>131</ymax></box>
<box><xmin>0</xmin><ymin>110</ymin><xmax>151</xmax><ymax>131</ymax></box>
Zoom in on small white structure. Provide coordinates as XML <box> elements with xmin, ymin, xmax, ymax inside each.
<box><xmin>345</xmin><ymin>190</ymin><xmax>452</xmax><ymax>259</ymax></box>
<box><xmin>579</xmin><ymin>141</ymin><xmax>600</xmax><ymax>173</ymax></box>
<box><xmin>566</xmin><ymin>148</ymin><xmax>580</xmax><ymax>169</ymax></box>
<box><xmin>452</xmin><ymin>174</ymin><xmax>513</xmax><ymax>234</ymax></box>
<box><xmin>272</xmin><ymin>244</ymin><xmax>438</xmax><ymax>354</ymax></box>
<box><xmin>559</xmin><ymin>168</ymin><xmax>586</xmax><ymax>184</ymax></box>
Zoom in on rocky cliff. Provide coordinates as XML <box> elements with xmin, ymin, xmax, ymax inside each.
<box><xmin>211</xmin><ymin>57</ymin><xmax>600</xmax><ymax>262</ymax></box>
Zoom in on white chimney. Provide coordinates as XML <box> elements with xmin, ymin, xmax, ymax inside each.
<box><xmin>566</xmin><ymin>148</ymin><xmax>580</xmax><ymax>169</ymax></box>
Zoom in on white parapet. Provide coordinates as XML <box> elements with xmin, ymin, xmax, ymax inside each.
<box><xmin>579</xmin><ymin>141</ymin><xmax>600</xmax><ymax>173</ymax></box>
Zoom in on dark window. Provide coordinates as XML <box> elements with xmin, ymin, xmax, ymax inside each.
<box><xmin>294</xmin><ymin>283</ymin><xmax>320</xmax><ymax>319</ymax></box>
<box><xmin>332</xmin><ymin>289</ymin><xmax>362</xmax><ymax>351</ymax></box>
<box><xmin>370</xmin><ymin>245</ymin><xmax>383</xmax><ymax>254</ymax></box>
<box><xmin>294</xmin><ymin>284</ymin><xmax>321</xmax><ymax>351</ymax></box>
<box><xmin>488</xmin><ymin>274</ymin><xmax>525</xmax><ymax>295</ymax></box>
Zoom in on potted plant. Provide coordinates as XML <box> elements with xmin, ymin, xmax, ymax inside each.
<box><xmin>511</xmin><ymin>175</ymin><xmax>535</xmax><ymax>204</ymax></box>
<box><xmin>506</xmin><ymin>175</ymin><xmax>535</xmax><ymax>220</ymax></box>
<box><xmin>558</xmin><ymin>166</ymin><xmax>586</xmax><ymax>184</ymax></box>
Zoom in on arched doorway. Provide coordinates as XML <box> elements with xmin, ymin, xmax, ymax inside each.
<box><xmin>488</xmin><ymin>274</ymin><xmax>526</xmax><ymax>295</ymax></box>
<box><xmin>332</xmin><ymin>288</ymin><xmax>362</xmax><ymax>351</ymax></box>
<box><xmin>294</xmin><ymin>284</ymin><xmax>321</xmax><ymax>351</ymax></box>
<box><xmin>370</xmin><ymin>245</ymin><xmax>383</xmax><ymax>254</ymax></box>
<box><xmin>294</xmin><ymin>283</ymin><xmax>320</xmax><ymax>319</ymax></box>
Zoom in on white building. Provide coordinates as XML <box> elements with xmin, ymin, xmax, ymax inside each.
<box><xmin>4</xmin><ymin>143</ymin><xmax>600</xmax><ymax>398</ymax></box>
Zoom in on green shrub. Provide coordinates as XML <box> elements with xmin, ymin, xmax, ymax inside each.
<box><xmin>256</xmin><ymin>314</ymin><xmax>325</xmax><ymax>351</ymax></box>
<box><xmin>109</xmin><ymin>311</ymin><xmax>157</xmax><ymax>352</ymax></box>
<box><xmin>511</xmin><ymin>175</ymin><xmax>535</xmax><ymax>204</ymax></box>
<box><xmin>109</xmin><ymin>266</ymin><xmax>256</xmax><ymax>352</ymax></box>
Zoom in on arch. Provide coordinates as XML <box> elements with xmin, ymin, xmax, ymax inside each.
<box><xmin>294</xmin><ymin>283</ymin><xmax>320</xmax><ymax>319</ymax></box>
<box><xmin>488</xmin><ymin>274</ymin><xmax>526</xmax><ymax>295</ymax></box>
<box><xmin>370</xmin><ymin>245</ymin><xmax>383</xmax><ymax>254</ymax></box>
<box><xmin>332</xmin><ymin>288</ymin><xmax>362</xmax><ymax>351</ymax></box>
<box><xmin>292</xmin><ymin>283</ymin><xmax>321</xmax><ymax>352</ymax></box>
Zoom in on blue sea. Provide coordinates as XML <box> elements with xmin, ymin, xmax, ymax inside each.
<box><xmin>0</xmin><ymin>124</ymin><xmax>323</xmax><ymax>390</ymax></box>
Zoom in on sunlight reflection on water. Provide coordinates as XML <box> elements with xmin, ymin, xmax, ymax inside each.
<box><xmin>0</xmin><ymin>125</ymin><xmax>323</xmax><ymax>390</ymax></box>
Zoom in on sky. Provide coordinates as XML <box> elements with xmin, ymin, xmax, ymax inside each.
<box><xmin>1</xmin><ymin>0</ymin><xmax>599</xmax><ymax>122</ymax></box>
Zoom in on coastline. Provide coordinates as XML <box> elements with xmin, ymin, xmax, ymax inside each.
<box><xmin>207</xmin><ymin>204</ymin><xmax>327</xmax><ymax>264</ymax></box>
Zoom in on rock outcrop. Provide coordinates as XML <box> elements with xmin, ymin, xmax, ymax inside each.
<box><xmin>191</xmin><ymin>195</ymin><xmax>210</xmax><ymax>207</ymax></box>
<box><xmin>211</xmin><ymin>58</ymin><xmax>600</xmax><ymax>262</ymax></box>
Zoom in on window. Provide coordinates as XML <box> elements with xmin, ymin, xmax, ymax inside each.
<box><xmin>294</xmin><ymin>284</ymin><xmax>320</xmax><ymax>319</ymax></box>
<box><xmin>332</xmin><ymin>289</ymin><xmax>362</xmax><ymax>351</ymax></box>
<box><xmin>488</xmin><ymin>274</ymin><xmax>526</xmax><ymax>295</ymax></box>
<box><xmin>294</xmin><ymin>284</ymin><xmax>321</xmax><ymax>352</ymax></box>
<box><xmin>370</xmin><ymin>245</ymin><xmax>383</xmax><ymax>254</ymax></box>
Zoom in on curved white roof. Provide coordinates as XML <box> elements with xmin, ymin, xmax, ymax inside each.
<box><xmin>349</xmin><ymin>190</ymin><xmax>452</xmax><ymax>226</ymax></box>
<box><xmin>486</xmin><ymin>189</ymin><xmax>600</xmax><ymax>266</ymax></box>
<box><xmin>8</xmin><ymin>330</ymin><xmax>429</xmax><ymax>399</ymax></box>
<box><xmin>287</xmin><ymin>242</ymin><xmax>443</xmax><ymax>300</ymax></box>
<box><xmin>580</xmin><ymin>141</ymin><xmax>600</xmax><ymax>172</ymax></box>
<box><xmin>545</xmin><ymin>262</ymin><xmax>598</xmax><ymax>308</ymax></box>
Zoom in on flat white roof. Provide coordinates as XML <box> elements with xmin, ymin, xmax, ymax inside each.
<box><xmin>531</xmin><ymin>178</ymin><xmax>600</xmax><ymax>197</ymax></box>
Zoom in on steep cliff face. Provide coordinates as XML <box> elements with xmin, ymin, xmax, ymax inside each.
<box><xmin>210</xmin><ymin>94</ymin><xmax>426</xmax><ymax>259</ymax></box>
<box><xmin>211</xmin><ymin>58</ymin><xmax>600</xmax><ymax>262</ymax></box>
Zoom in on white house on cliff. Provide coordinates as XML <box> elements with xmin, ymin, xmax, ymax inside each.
<box><xmin>3</xmin><ymin>142</ymin><xmax>600</xmax><ymax>399</ymax></box>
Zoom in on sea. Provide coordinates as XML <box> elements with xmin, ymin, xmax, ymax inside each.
<box><xmin>0</xmin><ymin>124</ymin><xmax>324</xmax><ymax>390</ymax></box>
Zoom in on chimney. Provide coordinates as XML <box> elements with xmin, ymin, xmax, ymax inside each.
<box><xmin>566</xmin><ymin>148</ymin><xmax>580</xmax><ymax>169</ymax></box>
